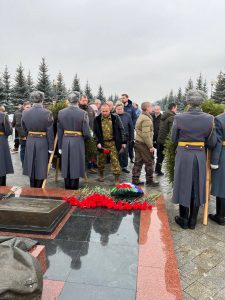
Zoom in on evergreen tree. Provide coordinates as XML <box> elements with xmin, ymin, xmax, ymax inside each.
<box><xmin>0</xmin><ymin>78</ymin><xmax>6</xmax><ymax>104</ymax></box>
<box><xmin>36</xmin><ymin>57</ymin><xmax>51</xmax><ymax>99</ymax></box>
<box><xmin>185</xmin><ymin>78</ymin><xmax>193</xmax><ymax>94</ymax></box>
<box><xmin>196</xmin><ymin>73</ymin><xmax>203</xmax><ymax>90</ymax></box>
<box><xmin>203</xmin><ymin>80</ymin><xmax>208</xmax><ymax>96</ymax></box>
<box><xmin>96</xmin><ymin>85</ymin><xmax>105</xmax><ymax>103</ymax></box>
<box><xmin>25</xmin><ymin>71</ymin><xmax>35</xmax><ymax>97</ymax></box>
<box><xmin>56</xmin><ymin>72</ymin><xmax>66</xmax><ymax>100</ymax></box>
<box><xmin>72</xmin><ymin>74</ymin><xmax>82</xmax><ymax>93</ymax></box>
<box><xmin>3</xmin><ymin>66</ymin><xmax>11</xmax><ymax>101</ymax></box>
<box><xmin>12</xmin><ymin>63</ymin><xmax>27</xmax><ymax>101</ymax></box>
<box><xmin>213</xmin><ymin>71</ymin><xmax>225</xmax><ymax>103</ymax></box>
<box><xmin>176</xmin><ymin>88</ymin><xmax>185</xmax><ymax>111</ymax></box>
<box><xmin>113</xmin><ymin>94</ymin><xmax>120</xmax><ymax>104</ymax></box>
<box><xmin>108</xmin><ymin>94</ymin><xmax>114</xmax><ymax>102</ymax></box>
<box><xmin>167</xmin><ymin>90</ymin><xmax>175</xmax><ymax>106</ymax></box>
<box><xmin>84</xmin><ymin>81</ymin><xmax>93</xmax><ymax>100</ymax></box>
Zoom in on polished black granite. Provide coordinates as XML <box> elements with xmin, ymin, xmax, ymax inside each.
<box><xmin>59</xmin><ymin>282</ymin><xmax>136</xmax><ymax>300</ymax></box>
<box><xmin>38</xmin><ymin>208</ymin><xmax>140</xmax><ymax>299</ymax></box>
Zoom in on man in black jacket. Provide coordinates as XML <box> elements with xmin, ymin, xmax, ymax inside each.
<box><xmin>151</xmin><ymin>105</ymin><xmax>162</xmax><ymax>148</ymax></box>
<box><xmin>93</xmin><ymin>103</ymin><xmax>127</xmax><ymax>184</ymax></box>
<box><xmin>115</xmin><ymin>102</ymin><xmax>134</xmax><ymax>173</ymax></box>
<box><xmin>121</xmin><ymin>94</ymin><xmax>137</xmax><ymax>163</ymax></box>
<box><xmin>11</xmin><ymin>100</ymin><xmax>23</xmax><ymax>153</ymax></box>
<box><xmin>155</xmin><ymin>103</ymin><xmax>177</xmax><ymax>176</ymax></box>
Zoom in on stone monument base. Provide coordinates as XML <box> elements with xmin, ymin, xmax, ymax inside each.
<box><xmin>0</xmin><ymin>197</ymin><xmax>70</xmax><ymax>234</ymax></box>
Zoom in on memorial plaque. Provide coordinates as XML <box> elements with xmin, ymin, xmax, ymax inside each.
<box><xmin>0</xmin><ymin>197</ymin><xmax>71</xmax><ymax>234</ymax></box>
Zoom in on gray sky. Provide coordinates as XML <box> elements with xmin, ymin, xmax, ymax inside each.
<box><xmin>0</xmin><ymin>0</ymin><xmax>225</xmax><ymax>102</ymax></box>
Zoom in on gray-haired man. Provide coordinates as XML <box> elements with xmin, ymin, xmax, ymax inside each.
<box><xmin>57</xmin><ymin>92</ymin><xmax>91</xmax><ymax>190</ymax></box>
<box><xmin>172</xmin><ymin>89</ymin><xmax>216</xmax><ymax>230</ymax></box>
<box><xmin>22</xmin><ymin>91</ymin><xmax>54</xmax><ymax>188</ymax></box>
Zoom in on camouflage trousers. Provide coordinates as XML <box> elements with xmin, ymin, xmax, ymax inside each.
<box><xmin>98</xmin><ymin>141</ymin><xmax>121</xmax><ymax>175</ymax></box>
<box><xmin>132</xmin><ymin>141</ymin><xmax>154</xmax><ymax>183</ymax></box>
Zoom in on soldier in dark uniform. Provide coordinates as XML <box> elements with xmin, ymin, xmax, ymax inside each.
<box><xmin>172</xmin><ymin>90</ymin><xmax>216</xmax><ymax>229</ymax></box>
<box><xmin>209</xmin><ymin>111</ymin><xmax>225</xmax><ymax>225</ymax></box>
<box><xmin>22</xmin><ymin>91</ymin><xmax>54</xmax><ymax>188</ymax></box>
<box><xmin>0</xmin><ymin>111</ymin><xmax>14</xmax><ymax>186</ymax></box>
<box><xmin>57</xmin><ymin>92</ymin><xmax>91</xmax><ymax>190</ymax></box>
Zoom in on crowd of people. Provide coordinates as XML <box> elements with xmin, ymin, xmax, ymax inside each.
<box><xmin>0</xmin><ymin>89</ymin><xmax>225</xmax><ymax>229</ymax></box>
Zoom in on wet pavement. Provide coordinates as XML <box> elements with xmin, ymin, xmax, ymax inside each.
<box><xmin>2</xmin><ymin>146</ymin><xmax>225</xmax><ymax>299</ymax></box>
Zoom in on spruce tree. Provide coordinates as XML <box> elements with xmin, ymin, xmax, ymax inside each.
<box><xmin>196</xmin><ymin>73</ymin><xmax>203</xmax><ymax>90</ymax></box>
<box><xmin>3</xmin><ymin>66</ymin><xmax>11</xmax><ymax>101</ymax></box>
<box><xmin>113</xmin><ymin>94</ymin><xmax>119</xmax><ymax>104</ymax></box>
<box><xmin>12</xmin><ymin>63</ymin><xmax>27</xmax><ymax>101</ymax></box>
<box><xmin>185</xmin><ymin>78</ymin><xmax>193</xmax><ymax>95</ymax></box>
<box><xmin>72</xmin><ymin>74</ymin><xmax>82</xmax><ymax>93</ymax></box>
<box><xmin>203</xmin><ymin>80</ymin><xmax>208</xmax><ymax>96</ymax></box>
<box><xmin>56</xmin><ymin>72</ymin><xmax>66</xmax><ymax>100</ymax></box>
<box><xmin>0</xmin><ymin>78</ymin><xmax>6</xmax><ymax>104</ymax></box>
<box><xmin>213</xmin><ymin>71</ymin><xmax>225</xmax><ymax>103</ymax></box>
<box><xmin>176</xmin><ymin>88</ymin><xmax>185</xmax><ymax>111</ymax></box>
<box><xmin>36</xmin><ymin>58</ymin><xmax>51</xmax><ymax>99</ymax></box>
<box><xmin>167</xmin><ymin>90</ymin><xmax>175</xmax><ymax>106</ymax></box>
<box><xmin>84</xmin><ymin>81</ymin><xmax>93</xmax><ymax>100</ymax></box>
<box><xmin>96</xmin><ymin>85</ymin><xmax>105</xmax><ymax>103</ymax></box>
<box><xmin>108</xmin><ymin>95</ymin><xmax>114</xmax><ymax>102</ymax></box>
<box><xmin>26</xmin><ymin>71</ymin><xmax>35</xmax><ymax>97</ymax></box>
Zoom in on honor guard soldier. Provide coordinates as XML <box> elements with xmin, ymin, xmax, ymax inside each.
<box><xmin>209</xmin><ymin>110</ymin><xmax>225</xmax><ymax>225</ymax></box>
<box><xmin>21</xmin><ymin>91</ymin><xmax>54</xmax><ymax>188</ymax></box>
<box><xmin>172</xmin><ymin>90</ymin><xmax>216</xmax><ymax>229</ymax></box>
<box><xmin>57</xmin><ymin>92</ymin><xmax>91</xmax><ymax>190</ymax></box>
<box><xmin>0</xmin><ymin>109</ymin><xmax>14</xmax><ymax>185</ymax></box>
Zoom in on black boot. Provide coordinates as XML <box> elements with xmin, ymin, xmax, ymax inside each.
<box><xmin>175</xmin><ymin>205</ymin><xmax>189</xmax><ymax>229</ymax></box>
<box><xmin>0</xmin><ymin>176</ymin><xmax>6</xmax><ymax>186</ymax></box>
<box><xmin>70</xmin><ymin>179</ymin><xmax>79</xmax><ymax>190</ymax></box>
<box><xmin>35</xmin><ymin>180</ymin><xmax>44</xmax><ymax>188</ymax></box>
<box><xmin>189</xmin><ymin>198</ymin><xmax>199</xmax><ymax>229</ymax></box>
<box><xmin>209</xmin><ymin>197</ymin><xmax>225</xmax><ymax>225</ymax></box>
<box><xmin>64</xmin><ymin>178</ymin><xmax>71</xmax><ymax>190</ymax></box>
<box><xmin>30</xmin><ymin>178</ymin><xmax>36</xmax><ymax>187</ymax></box>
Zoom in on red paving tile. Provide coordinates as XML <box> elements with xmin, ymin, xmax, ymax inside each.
<box><xmin>137</xmin><ymin>196</ymin><xmax>183</xmax><ymax>300</ymax></box>
<box><xmin>42</xmin><ymin>280</ymin><xmax>64</xmax><ymax>300</ymax></box>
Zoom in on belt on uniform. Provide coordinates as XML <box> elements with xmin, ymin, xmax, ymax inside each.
<box><xmin>0</xmin><ymin>131</ymin><xmax>4</xmax><ymax>136</ymax></box>
<box><xmin>178</xmin><ymin>141</ymin><xmax>205</xmax><ymax>147</ymax></box>
<box><xmin>28</xmin><ymin>131</ymin><xmax>47</xmax><ymax>137</ymax></box>
<box><xmin>64</xmin><ymin>130</ymin><xmax>82</xmax><ymax>136</ymax></box>
<box><xmin>223</xmin><ymin>141</ymin><xmax>225</xmax><ymax>146</ymax></box>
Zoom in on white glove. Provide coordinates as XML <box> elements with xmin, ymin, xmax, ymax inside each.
<box><xmin>48</xmin><ymin>150</ymin><xmax>54</xmax><ymax>154</ymax></box>
<box><xmin>210</xmin><ymin>164</ymin><xmax>219</xmax><ymax>170</ymax></box>
<box><xmin>58</xmin><ymin>149</ymin><xmax>62</xmax><ymax>155</ymax></box>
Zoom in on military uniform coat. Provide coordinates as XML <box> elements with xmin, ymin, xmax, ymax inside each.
<box><xmin>22</xmin><ymin>104</ymin><xmax>54</xmax><ymax>180</ymax></box>
<box><xmin>172</xmin><ymin>107</ymin><xmax>216</xmax><ymax>208</ymax></box>
<box><xmin>0</xmin><ymin>112</ymin><xmax>14</xmax><ymax>176</ymax></box>
<box><xmin>57</xmin><ymin>105</ymin><xmax>91</xmax><ymax>179</ymax></box>
<box><xmin>211</xmin><ymin>113</ymin><xmax>225</xmax><ymax>198</ymax></box>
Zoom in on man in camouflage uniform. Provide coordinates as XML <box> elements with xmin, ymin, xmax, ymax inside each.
<box><xmin>93</xmin><ymin>103</ymin><xmax>127</xmax><ymax>184</ymax></box>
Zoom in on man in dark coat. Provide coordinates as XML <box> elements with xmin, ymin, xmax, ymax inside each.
<box><xmin>156</xmin><ymin>103</ymin><xmax>177</xmax><ymax>176</ymax></box>
<box><xmin>11</xmin><ymin>99</ymin><xmax>23</xmax><ymax>153</ymax></box>
<box><xmin>121</xmin><ymin>94</ymin><xmax>137</xmax><ymax>163</ymax></box>
<box><xmin>209</xmin><ymin>111</ymin><xmax>225</xmax><ymax>225</ymax></box>
<box><xmin>58</xmin><ymin>92</ymin><xmax>91</xmax><ymax>190</ymax></box>
<box><xmin>0</xmin><ymin>111</ymin><xmax>14</xmax><ymax>186</ymax></box>
<box><xmin>151</xmin><ymin>105</ymin><xmax>162</xmax><ymax>148</ymax></box>
<box><xmin>172</xmin><ymin>90</ymin><xmax>216</xmax><ymax>230</ymax></box>
<box><xmin>115</xmin><ymin>102</ymin><xmax>134</xmax><ymax>173</ymax></box>
<box><xmin>93</xmin><ymin>103</ymin><xmax>127</xmax><ymax>184</ymax></box>
<box><xmin>22</xmin><ymin>91</ymin><xmax>54</xmax><ymax>188</ymax></box>
<box><xmin>13</xmin><ymin>101</ymin><xmax>31</xmax><ymax>164</ymax></box>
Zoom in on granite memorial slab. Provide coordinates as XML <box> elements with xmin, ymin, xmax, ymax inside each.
<box><xmin>0</xmin><ymin>197</ymin><xmax>70</xmax><ymax>234</ymax></box>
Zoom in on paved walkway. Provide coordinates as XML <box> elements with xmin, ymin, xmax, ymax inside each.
<box><xmin>4</xmin><ymin>150</ymin><xmax>225</xmax><ymax>299</ymax></box>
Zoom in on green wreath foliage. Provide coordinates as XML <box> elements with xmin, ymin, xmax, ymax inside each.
<box><xmin>48</xmin><ymin>100</ymin><xmax>68</xmax><ymax>120</ymax></box>
<box><xmin>164</xmin><ymin>100</ymin><xmax>225</xmax><ymax>184</ymax></box>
